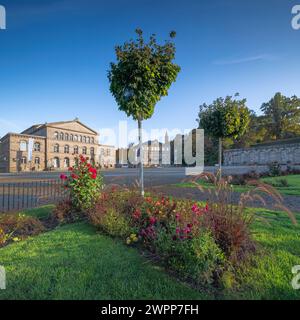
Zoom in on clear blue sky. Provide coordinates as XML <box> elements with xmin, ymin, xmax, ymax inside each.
<box><xmin>0</xmin><ymin>0</ymin><xmax>300</xmax><ymax>143</ymax></box>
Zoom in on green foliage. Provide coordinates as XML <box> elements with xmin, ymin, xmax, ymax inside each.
<box><xmin>267</xmin><ymin>161</ymin><xmax>282</xmax><ymax>177</ymax></box>
<box><xmin>95</xmin><ymin>207</ymin><xmax>132</xmax><ymax>238</ymax></box>
<box><xmin>0</xmin><ymin>213</ymin><xmax>45</xmax><ymax>247</ymax></box>
<box><xmin>62</xmin><ymin>155</ymin><xmax>103</xmax><ymax>211</ymax></box>
<box><xmin>155</xmin><ymin>228</ymin><xmax>225</xmax><ymax>285</ymax></box>
<box><xmin>108</xmin><ymin>29</ymin><xmax>181</xmax><ymax>121</ymax></box>
<box><xmin>261</xmin><ymin>92</ymin><xmax>300</xmax><ymax>139</ymax></box>
<box><xmin>197</xmin><ymin>94</ymin><xmax>251</xmax><ymax>140</ymax></box>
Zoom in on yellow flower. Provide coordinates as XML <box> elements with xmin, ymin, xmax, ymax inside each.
<box><xmin>12</xmin><ymin>237</ymin><xmax>20</xmax><ymax>242</ymax></box>
<box><xmin>126</xmin><ymin>238</ymin><xmax>131</xmax><ymax>245</ymax></box>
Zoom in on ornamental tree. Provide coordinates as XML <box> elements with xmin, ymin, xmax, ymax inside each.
<box><xmin>197</xmin><ymin>94</ymin><xmax>250</xmax><ymax>176</ymax></box>
<box><xmin>108</xmin><ymin>29</ymin><xmax>181</xmax><ymax>196</ymax></box>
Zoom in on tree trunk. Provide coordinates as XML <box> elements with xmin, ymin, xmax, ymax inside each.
<box><xmin>138</xmin><ymin>119</ymin><xmax>145</xmax><ymax>197</ymax></box>
<box><xmin>218</xmin><ymin>137</ymin><xmax>222</xmax><ymax>178</ymax></box>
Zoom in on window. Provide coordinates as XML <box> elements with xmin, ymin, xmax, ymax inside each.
<box><xmin>79</xmin><ymin>135</ymin><xmax>82</xmax><ymax>142</ymax></box>
<box><xmin>74</xmin><ymin>135</ymin><xmax>78</xmax><ymax>142</ymax></box>
<box><xmin>54</xmin><ymin>132</ymin><xmax>59</xmax><ymax>140</ymax></box>
<box><xmin>90</xmin><ymin>147</ymin><xmax>95</xmax><ymax>155</ymax></box>
<box><xmin>91</xmin><ymin>138</ymin><xmax>95</xmax><ymax>144</ymax></box>
<box><xmin>64</xmin><ymin>158</ymin><xmax>70</xmax><ymax>168</ymax></box>
<box><xmin>20</xmin><ymin>141</ymin><xmax>27</xmax><ymax>151</ymax></box>
<box><xmin>65</xmin><ymin>133</ymin><xmax>69</xmax><ymax>141</ymax></box>
<box><xmin>73</xmin><ymin>146</ymin><xmax>79</xmax><ymax>154</ymax></box>
<box><xmin>53</xmin><ymin>157</ymin><xmax>60</xmax><ymax>168</ymax></box>
<box><xmin>20</xmin><ymin>157</ymin><xmax>27</xmax><ymax>164</ymax></box>
<box><xmin>34</xmin><ymin>142</ymin><xmax>41</xmax><ymax>152</ymax></box>
<box><xmin>59</xmin><ymin>132</ymin><xmax>64</xmax><ymax>140</ymax></box>
<box><xmin>34</xmin><ymin>157</ymin><xmax>40</xmax><ymax>165</ymax></box>
<box><xmin>64</xmin><ymin>145</ymin><xmax>70</xmax><ymax>154</ymax></box>
<box><xmin>87</xmin><ymin>137</ymin><xmax>90</xmax><ymax>144</ymax></box>
<box><xmin>54</xmin><ymin>144</ymin><xmax>59</xmax><ymax>153</ymax></box>
<box><xmin>106</xmin><ymin>148</ymin><xmax>111</xmax><ymax>156</ymax></box>
<box><xmin>70</xmin><ymin>134</ymin><xmax>73</xmax><ymax>141</ymax></box>
<box><xmin>82</xmin><ymin>147</ymin><xmax>87</xmax><ymax>155</ymax></box>
<box><xmin>83</xmin><ymin>136</ymin><xmax>86</xmax><ymax>143</ymax></box>
<box><xmin>100</xmin><ymin>148</ymin><xmax>104</xmax><ymax>156</ymax></box>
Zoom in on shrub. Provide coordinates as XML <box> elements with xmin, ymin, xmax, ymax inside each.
<box><xmin>0</xmin><ymin>213</ymin><xmax>45</xmax><ymax>247</ymax></box>
<box><xmin>52</xmin><ymin>200</ymin><xmax>82</xmax><ymax>224</ymax></box>
<box><xmin>154</xmin><ymin>227</ymin><xmax>224</xmax><ymax>285</ymax></box>
<box><xmin>191</xmin><ymin>172</ymin><xmax>296</xmax><ymax>264</ymax></box>
<box><xmin>268</xmin><ymin>161</ymin><xmax>282</xmax><ymax>176</ymax></box>
<box><xmin>274</xmin><ymin>178</ymin><xmax>289</xmax><ymax>188</ymax></box>
<box><xmin>88</xmin><ymin>188</ymin><xmax>136</xmax><ymax>238</ymax></box>
<box><xmin>61</xmin><ymin>155</ymin><xmax>103</xmax><ymax>211</ymax></box>
<box><xmin>97</xmin><ymin>207</ymin><xmax>132</xmax><ymax>237</ymax></box>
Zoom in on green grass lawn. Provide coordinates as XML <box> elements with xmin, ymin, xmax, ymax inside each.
<box><xmin>0</xmin><ymin>206</ymin><xmax>299</xmax><ymax>300</ymax></box>
<box><xmin>174</xmin><ymin>174</ymin><xmax>300</xmax><ymax>196</ymax></box>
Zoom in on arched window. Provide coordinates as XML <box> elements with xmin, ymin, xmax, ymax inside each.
<box><xmin>34</xmin><ymin>142</ymin><xmax>41</xmax><ymax>152</ymax></box>
<box><xmin>64</xmin><ymin>145</ymin><xmax>69</xmax><ymax>154</ymax></box>
<box><xmin>60</xmin><ymin>132</ymin><xmax>64</xmax><ymax>140</ymax></box>
<box><xmin>87</xmin><ymin>137</ymin><xmax>91</xmax><ymax>144</ymax></box>
<box><xmin>73</xmin><ymin>146</ymin><xmax>79</xmax><ymax>154</ymax></box>
<box><xmin>82</xmin><ymin>147</ymin><xmax>87</xmax><ymax>155</ymax></box>
<box><xmin>20</xmin><ymin>141</ymin><xmax>27</xmax><ymax>151</ymax></box>
<box><xmin>70</xmin><ymin>134</ymin><xmax>73</xmax><ymax>141</ymax></box>
<box><xmin>54</xmin><ymin>144</ymin><xmax>59</xmax><ymax>153</ymax></box>
<box><xmin>20</xmin><ymin>157</ymin><xmax>27</xmax><ymax>164</ymax></box>
<box><xmin>64</xmin><ymin>158</ymin><xmax>70</xmax><ymax>168</ymax></box>
<box><xmin>65</xmin><ymin>133</ymin><xmax>69</xmax><ymax>141</ymax></box>
<box><xmin>90</xmin><ymin>147</ymin><xmax>95</xmax><ymax>156</ymax></box>
<box><xmin>91</xmin><ymin>138</ymin><xmax>95</xmax><ymax>144</ymax></box>
<box><xmin>54</xmin><ymin>132</ymin><xmax>59</xmax><ymax>140</ymax></box>
<box><xmin>79</xmin><ymin>135</ymin><xmax>83</xmax><ymax>142</ymax></box>
<box><xmin>83</xmin><ymin>136</ymin><xmax>86</xmax><ymax>143</ymax></box>
<box><xmin>35</xmin><ymin>157</ymin><xmax>40</xmax><ymax>165</ymax></box>
<box><xmin>53</xmin><ymin>157</ymin><xmax>60</xmax><ymax>168</ymax></box>
<box><xmin>74</xmin><ymin>135</ymin><xmax>78</xmax><ymax>142</ymax></box>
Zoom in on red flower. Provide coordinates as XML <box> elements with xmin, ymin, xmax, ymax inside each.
<box><xmin>91</xmin><ymin>172</ymin><xmax>97</xmax><ymax>179</ymax></box>
<box><xmin>60</xmin><ymin>174</ymin><xmax>67</xmax><ymax>180</ymax></box>
<box><xmin>89</xmin><ymin>167</ymin><xmax>97</xmax><ymax>174</ymax></box>
<box><xmin>149</xmin><ymin>216</ymin><xmax>156</xmax><ymax>225</ymax></box>
<box><xmin>68</xmin><ymin>167</ymin><xmax>73</xmax><ymax>172</ymax></box>
<box><xmin>71</xmin><ymin>173</ymin><xmax>78</xmax><ymax>180</ymax></box>
<box><xmin>133</xmin><ymin>209</ymin><xmax>141</xmax><ymax>220</ymax></box>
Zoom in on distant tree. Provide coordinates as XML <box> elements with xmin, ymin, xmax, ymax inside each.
<box><xmin>261</xmin><ymin>92</ymin><xmax>300</xmax><ymax>139</ymax></box>
<box><xmin>108</xmin><ymin>29</ymin><xmax>180</xmax><ymax>196</ymax></box>
<box><xmin>197</xmin><ymin>94</ymin><xmax>250</xmax><ymax>175</ymax></box>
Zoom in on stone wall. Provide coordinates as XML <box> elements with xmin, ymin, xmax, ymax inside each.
<box><xmin>224</xmin><ymin>140</ymin><xmax>300</xmax><ymax>166</ymax></box>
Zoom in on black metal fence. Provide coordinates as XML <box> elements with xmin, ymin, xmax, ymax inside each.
<box><xmin>0</xmin><ymin>180</ymin><xmax>69</xmax><ymax>213</ymax></box>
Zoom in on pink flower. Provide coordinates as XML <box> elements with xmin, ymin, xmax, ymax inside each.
<box><xmin>175</xmin><ymin>213</ymin><xmax>181</xmax><ymax>221</ymax></box>
<box><xmin>149</xmin><ymin>216</ymin><xmax>156</xmax><ymax>225</ymax></box>
<box><xmin>60</xmin><ymin>174</ymin><xmax>67</xmax><ymax>180</ymax></box>
<box><xmin>176</xmin><ymin>227</ymin><xmax>180</xmax><ymax>234</ymax></box>
<box><xmin>192</xmin><ymin>204</ymin><xmax>199</xmax><ymax>213</ymax></box>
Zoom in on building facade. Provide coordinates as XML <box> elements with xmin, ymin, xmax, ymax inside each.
<box><xmin>116</xmin><ymin>133</ymin><xmax>171</xmax><ymax>167</ymax></box>
<box><xmin>224</xmin><ymin>138</ymin><xmax>300</xmax><ymax>166</ymax></box>
<box><xmin>0</xmin><ymin>119</ymin><xmax>99</xmax><ymax>173</ymax></box>
<box><xmin>97</xmin><ymin>144</ymin><xmax>116</xmax><ymax>168</ymax></box>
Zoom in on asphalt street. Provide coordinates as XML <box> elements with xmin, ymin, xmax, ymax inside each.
<box><xmin>0</xmin><ymin>168</ymin><xmax>190</xmax><ymax>187</ymax></box>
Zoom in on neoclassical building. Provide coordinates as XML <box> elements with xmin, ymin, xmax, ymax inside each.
<box><xmin>0</xmin><ymin>119</ymin><xmax>99</xmax><ymax>173</ymax></box>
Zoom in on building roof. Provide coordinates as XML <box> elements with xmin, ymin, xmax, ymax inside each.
<box><xmin>21</xmin><ymin>118</ymin><xmax>99</xmax><ymax>135</ymax></box>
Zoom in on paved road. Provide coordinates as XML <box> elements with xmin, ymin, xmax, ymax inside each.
<box><xmin>0</xmin><ymin>168</ymin><xmax>190</xmax><ymax>187</ymax></box>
